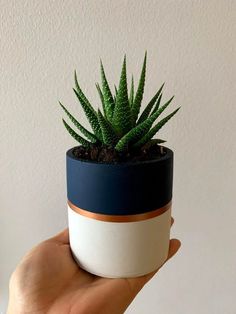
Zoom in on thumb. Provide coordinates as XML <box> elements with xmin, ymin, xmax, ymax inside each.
<box><xmin>126</xmin><ymin>238</ymin><xmax>181</xmax><ymax>294</ymax></box>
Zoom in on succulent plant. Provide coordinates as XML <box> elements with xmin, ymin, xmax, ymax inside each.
<box><xmin>60</xmin><ymin>53</ymin><xmax>180</xmax><ymax>153</ymax></box>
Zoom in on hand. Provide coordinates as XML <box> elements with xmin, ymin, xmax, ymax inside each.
<box><xmin>7</xmin><ymin>219</ymin><xmax>181</xmax><ymax>314</ymax></box>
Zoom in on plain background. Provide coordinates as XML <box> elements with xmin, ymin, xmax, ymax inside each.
<box><xmin>1</xmin><ymin>1</ymin><xmax>236</xmax><ymax>313</ymax></box>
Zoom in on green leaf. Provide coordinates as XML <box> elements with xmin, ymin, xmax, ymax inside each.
<box><xmin>114</xmin><ymin>85</ymin><xmax>118</xmax><ymax>96</ymax></box>
<box><xmin>62</xmin><ymin>119</ymin><xmax>92</xmax><ymax>148</ymax></box>
<box><xmin>151</xmin><ymin>95</ymin><xmax>175</xmax><ymax>119</ymax></box>
<box><xmin>137</xmin><ymin>83</ymin><xmax>164</xmax><ymax>124</ymax></box>
<box><xmin>97</xmin><ymin>109</ymin><xmax>118</xmax><ymax>146</ymax></box>
<box><xmin>133</xmin><ymin>107</ymin><xmax>181</xmax><ymax>148</ymax></box>
<box><xmin>115</xmin><ymin>110</ymin><xmax>156</xmax><ymax>152</ymax></box>
<box><xmin>59</xmin><ymin>102</ymin><xmax>97</xmax><ymax>143</ymax></box>
<box><xmin>100</xmin><ymin>61</ymin><xmax>115</xmax><ymax>121</ymax></box>
<box><xmin>129</xmin><ymin>75</ymin><xmax>134</xmax><ymax>107</ymax></box>
<box><xmin>73</xmin><ymin>88</ymin><xmax>102</xmax><ymax>141</ymax></box>
<box><xmin>113</xmin><ymin>85</ymin><xmax>118</xmax><ymax>103</ymax></box>
<box><xmin>151</xmin><ymin>93</ymin><xmax>162</xmax><ymax>115</ymax></box>
<box><xmin>112</xmin><ymin>56</ymin><xmax>132</xmax><ymax>135</ymax></box>
<box><xmin>115</xmin><ymin>94</ymin><xmax>175</xmax><ymax>152</ymax></box>
<box><xmin>95</xmin><ymin>83</ymin><xmax>107</xmax><ymax>118</ymax></box>
<box><xmin>74</xmin><ymin>71</ymin><xmax>95</xmax><ymax>112</ymax></box>
<box><xmin>131</xmin><ymin>52</ymin><xmax>147</xmax><ymax>124</ymax></box>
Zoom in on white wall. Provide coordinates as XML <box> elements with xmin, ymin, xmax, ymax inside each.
<box><xmin>1</xmin><ymin>1</ymin><xmax>236</xmax><ymax>313</ymax></box>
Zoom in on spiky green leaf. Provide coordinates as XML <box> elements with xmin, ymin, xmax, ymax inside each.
<box><xmin>74</xmin><ymin>71</ymin><xmax>102</xmax><ymax>139</ymax></box>
<box><xmin>62</xmin><ymin>119</ymin><xmax>92</xmax><ymax>147</ymax></box>
<box><xmin>59</xmin><ymin>102</ymin><xmax>97</xmax><ymax>143</ymax></box>
<box><xmin>151</xmin><ymin>93</ymin><xmax>162</xmax><ymax>115</ymax></box>
<box><xmin>115</xmin><ymin>95</ymin><xmax>175</xmax><ymax>152</ymax></box>
<box><xmin>115</xmin><ymin>117</ymin><xmax>152</xmax><ymax>152</ymax></box>
<box><xmin>112</xmin><ymin>56</ymin><xmax>132</xmax><ymax>135</ymax></box>
<box><xmin>114</xmin><ymin>85</ymin><xmax>118</xmax><ymax>96</ymax></box>
<box><xmin>150</xmin><ymin>95</ymin><xmax>175</xmax><ymax>119</ymax></box>
<box><xmin>115</xmin><ymin>109</ymin><xmax>159</xmax><ymax>152</ymax></box>
<box><xmin>129</xmin><ymin>75</ymin><xmax>134</xmax><ymax>107</ymax></box>
<box><xmin>137</xmin><ymin>83</ymin><xmax>164</xmax><ymax>124</ymax></box>
<box><xmin>74</xmin><ymin>71</ymin><xmax>95</xmax><ymax>112</ymax></box>
<box><xmin>95</xmin><ymin>83</ymin><xmax>107</xmax><ymax>118</ymax></box>
<box><xmin>100</xmin><ymin>61</ymin><xmax>115</xmax><ymax>121</ymax></box>
<box><xmin>133</xmin><ymin>107</ymin><xmax>181</xmax><ymax>148</ymax></box>
<box><xmin>73</xmin><ymin>88</ymin><xmax>102</xmax><ymax>140</ymax></box>
<box><xmin>97</xmin><ymin>109</ymin><xmax>118</xmax><ymax>146</ymax></box>
<box><xmin>114</xmin><ymin>85</ymin><xmax>118</xmax><ymax>103</ymax></box>
<box><xmin>131</xmin><ymin>52</ymin><xmax>147</xmax><ymax>124</ymax></box>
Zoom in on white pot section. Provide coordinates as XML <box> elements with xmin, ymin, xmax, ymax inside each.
<box><xmin>68</xmin><ymin>205</ymin><xmax>171</xmax><ymax>278</ymax></box>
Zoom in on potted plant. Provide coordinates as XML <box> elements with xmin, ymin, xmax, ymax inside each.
<box><xmin>59</xmin><ymin>53</ymin><xmax>180</xmax><ymax>278</ymax></box>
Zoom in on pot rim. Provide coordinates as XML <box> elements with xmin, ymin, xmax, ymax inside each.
<box><xmin>66</xmin><ymin>145</ymin><xmax>173</xmax><ymax>167</ymax></box>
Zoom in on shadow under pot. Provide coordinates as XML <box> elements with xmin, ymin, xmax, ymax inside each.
<box><xmin>66</xmin><ymin>146</ymin><xmax>173</xmax><ymax>278</ymax></box>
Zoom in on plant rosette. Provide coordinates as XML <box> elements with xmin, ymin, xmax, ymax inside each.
<box><xmin>60</xmin><ymin>53</ymin><xmax>180</xmax><ymax>278</ymax></box>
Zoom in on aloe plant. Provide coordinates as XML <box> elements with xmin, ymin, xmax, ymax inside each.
<box><xmin>60</xmin><ymin>53</ymin><xmax>180</xmax><ymax>153</ymax></box>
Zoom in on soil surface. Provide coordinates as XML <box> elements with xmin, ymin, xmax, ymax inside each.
<box><xmin>72</xmin><ymin>144</ymin><xmax>166</xmax><ymax>163</ymax></box>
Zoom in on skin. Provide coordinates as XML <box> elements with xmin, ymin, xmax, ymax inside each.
<box><xmin>7</xmin><ymin>218</ymin><xmax>181</xmax><ymax>314</ymax></box>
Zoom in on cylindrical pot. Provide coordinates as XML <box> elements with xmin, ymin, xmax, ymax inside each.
<box><xmin>67</xmin><ymin>147</ymin><xmax>173</xmax><ymax>278</ymax></box>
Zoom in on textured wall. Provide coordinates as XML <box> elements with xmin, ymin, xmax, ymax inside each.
<box><xmin>1</xmin><ymin>1</ymin><xmax>236</xmax><ymax>313</ymax></box>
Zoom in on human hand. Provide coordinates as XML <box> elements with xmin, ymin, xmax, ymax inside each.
<box><xmin>7</xmin><ymin>219</ymin><xmax>181</xmax><ymax>314</ymax></box>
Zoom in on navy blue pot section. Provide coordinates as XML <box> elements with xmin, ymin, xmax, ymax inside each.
<box><xmin>66</xmin><ymin>147</ymin><xmax>173</xmax><ymax>216</ymax></box>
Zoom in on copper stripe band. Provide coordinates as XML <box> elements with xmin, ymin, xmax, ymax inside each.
<box><xmin>68</xmin><ymin>200</ymin><xmax>171</xmax><ymax>222</ymax></box>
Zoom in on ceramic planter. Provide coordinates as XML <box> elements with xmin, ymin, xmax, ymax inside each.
<box><xmin>67</xmin><ymin>147</ymin><xmax>173</xmax><ymax>278</ymax></box>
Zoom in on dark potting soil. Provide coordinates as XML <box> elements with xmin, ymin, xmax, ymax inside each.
<box><xmin>72</xmin><ymin>144</ymin><xmax>166</xmax><ymax>163</ymax></box>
